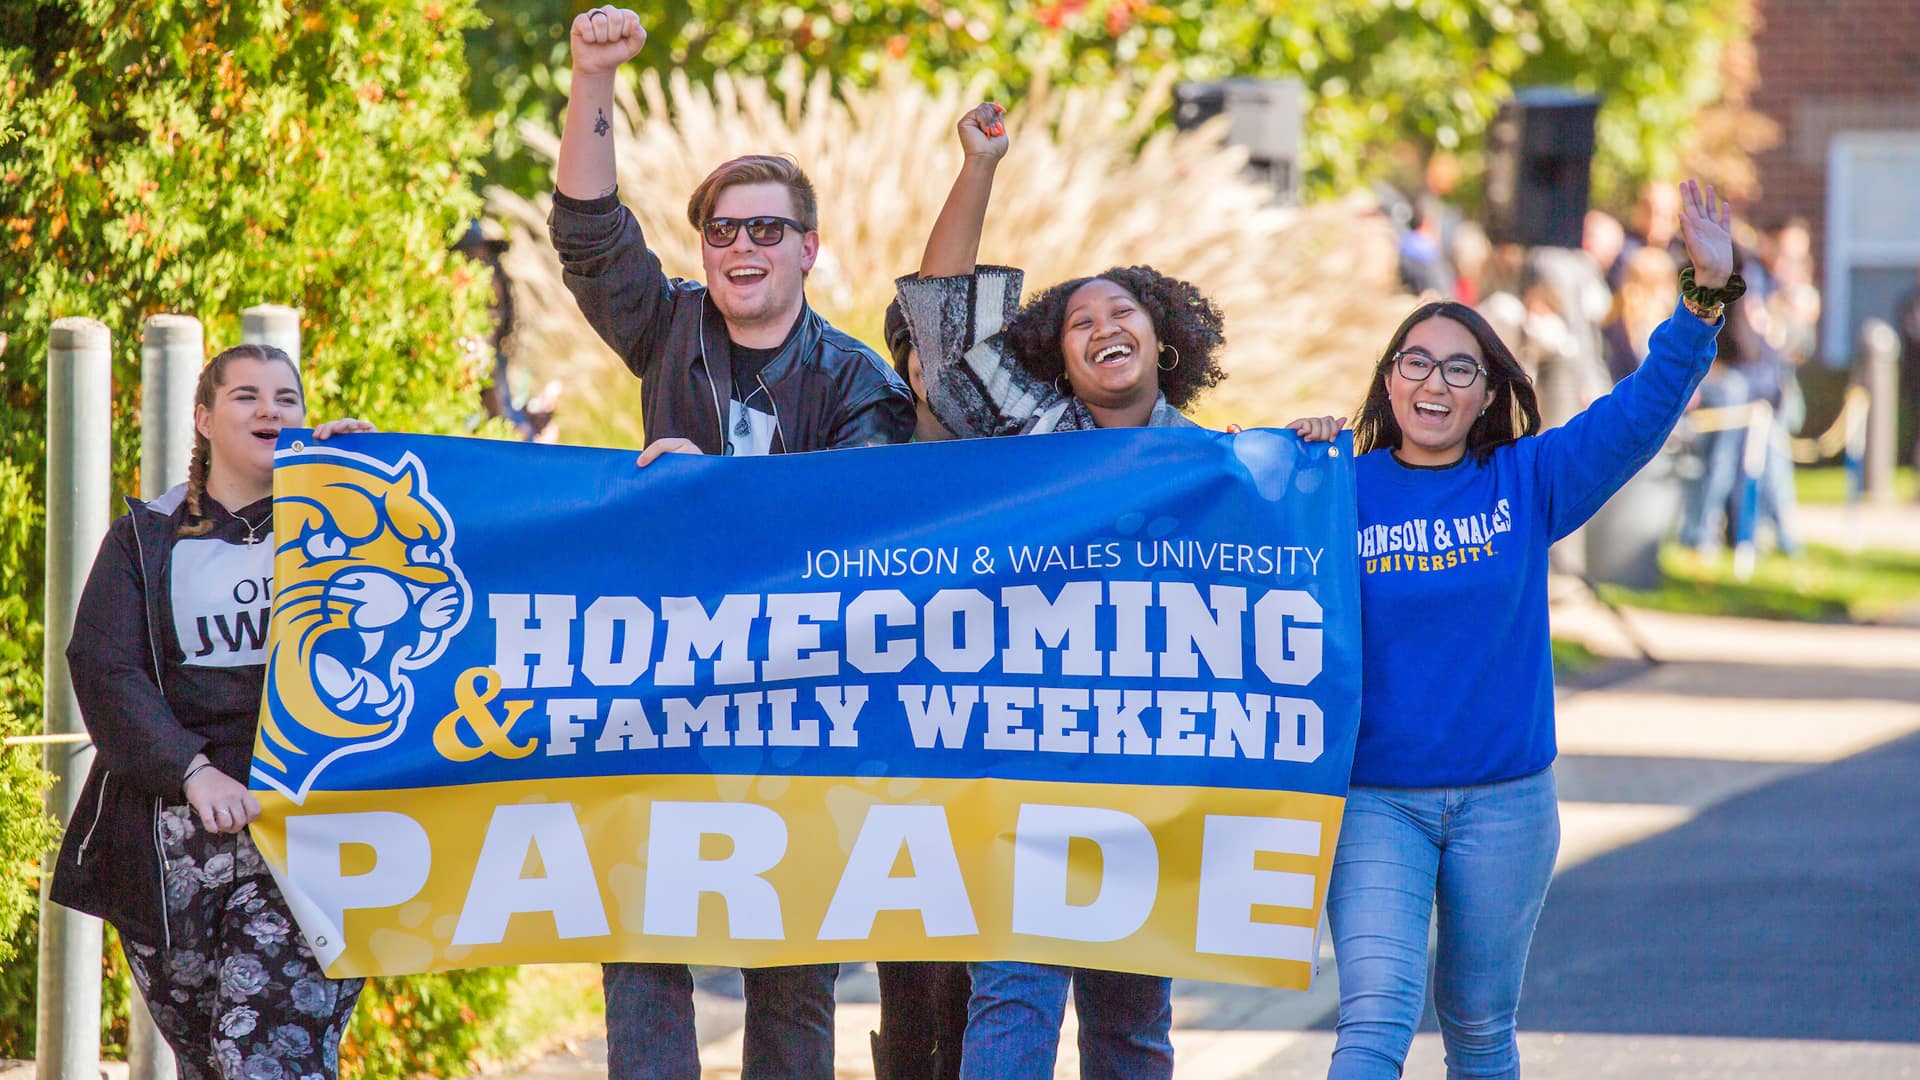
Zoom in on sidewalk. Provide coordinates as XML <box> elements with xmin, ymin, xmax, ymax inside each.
<box><xmin>1795</xmin><ymin>499</ymin><xmax>1920</xmax><ymax>555</ymax></box>
<box><xmin>484</xmin><ymin>605</ymin><xmax>1920</xmax><ymax>1079</ymax></box>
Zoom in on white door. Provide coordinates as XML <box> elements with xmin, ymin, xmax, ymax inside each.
<box><xmin>1823</xmin><ymin>131</ymin><xmax>1920</xmax><ymax>363</ymax></box>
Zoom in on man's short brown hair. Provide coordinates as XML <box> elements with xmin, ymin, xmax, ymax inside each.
<box><xmin>686</xmin><ymin>155</ymin><xmax>819</xmax><ymax>233</ymax></box>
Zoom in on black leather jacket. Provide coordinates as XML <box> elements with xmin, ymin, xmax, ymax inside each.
<box><xmin>548</xmin><ymin>195</ymin><xmax>914</xmax><ymax>454</ymax></box>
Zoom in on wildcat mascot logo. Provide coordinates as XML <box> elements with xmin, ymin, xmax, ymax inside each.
<box><xmin>254</xmin><ymin>443</ymin><xmax>471</xmax><ymax>802</ymax></box>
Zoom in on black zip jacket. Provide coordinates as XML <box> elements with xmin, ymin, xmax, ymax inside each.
<box><xmin>548</xmin><ymin>193</ymin><xmax>915</xmax><ymax>454</ymax></box>
<box><xmin>49</xmin><ymin>486</ymin><xmax>213</xmax><ymax>947</ymax></box>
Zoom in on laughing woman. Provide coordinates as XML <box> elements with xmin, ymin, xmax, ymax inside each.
<box><xmin>890</xmin><ymin>103</ymin><xmax>1240</xmax><ymax>1080</ymax></box>
<box><xmin>50</xmin><ymin>344</ymin><xmax>374</xmax><ymax>1080</ymax></box>
<box><xmin>1310</xmin><ymin>180</ymin><xmax>1740</xmax><ymax>1079</ymax></box>
<box><xmin>893</xmin><ymin>104</ymin><xmax>1230</xmax><ymax>442</ymax></box>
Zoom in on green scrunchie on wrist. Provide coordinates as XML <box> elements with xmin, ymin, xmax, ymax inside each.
<box><xmin>1681</xmin><ymin>265</ymin><xmax>1747</xmax><ymax>308</ymax></box>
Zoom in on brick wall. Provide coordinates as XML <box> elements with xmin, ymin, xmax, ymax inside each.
<box><xmin>1749</xmin><ymin>0</ymin><xmax>1920</xmax><ymax>239</ymax></box>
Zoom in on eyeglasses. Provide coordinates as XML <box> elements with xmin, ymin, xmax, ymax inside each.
<box><xmin>1390</xmin><ymin>348</ymin><xmax>1486</xmax><ymax>388</ymax></box>
<box><xmin>701</xmin><ymin>216</ymin><xmax>808</xmax><ymax>248</ymax></box>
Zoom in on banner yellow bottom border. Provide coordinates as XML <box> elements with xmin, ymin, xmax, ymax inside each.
<box><xmin>251</xmin><ymin>774</ymin><xmax>1345</xmax><ymax>989</ymax></box>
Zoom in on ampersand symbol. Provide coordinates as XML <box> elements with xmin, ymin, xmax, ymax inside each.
<box><xmin>433</xmin><ymin>667</ymin><xmax>537</xmax><ymax>762</ymax></box>
<box><xmin>972</xmin><ymin>546</ymin><xmax>996</xmax><ymax>574</ymax></box>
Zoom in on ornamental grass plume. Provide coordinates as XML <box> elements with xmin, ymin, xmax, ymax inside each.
<box><xmin>486</xmin><ymin>65</ymin><xmax>1413</xmax><ymax>446</ymax></box>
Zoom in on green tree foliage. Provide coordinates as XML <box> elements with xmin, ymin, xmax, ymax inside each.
<box><xmin>0</xmin><ymin>0</ymin><xmax>501</xmax><ymax>1069</ymax></box>
<box><xmin>468</xmin><ymin>0</ymin><xmax>1747</xmax><ymax>206</ymax></box>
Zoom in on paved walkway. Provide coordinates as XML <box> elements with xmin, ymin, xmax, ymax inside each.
<box><xmin>488</xmin><ymin>598</ymin><xmax>1920</xmax><ymax>1079</ymax></box>
<box><xmin>1796</xmin><ymin>499</ymin><xmax>1920</xmax><ymax>557</ymax></box>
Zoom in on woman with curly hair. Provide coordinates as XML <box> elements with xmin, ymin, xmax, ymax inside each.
<box><xmin>888</xmin><ymin>102</ymin><xmax>1240</xmax><ymax>1080</ymax></box>
<box><xmin>50</xmin><ymin>345</ymin><xmax>374</xmax><ymax>1080</ymax></box>
<box><xmin>894</xmin><ymin>104</ymin><xmax>1228</xmax><ymax>440</ymax></box>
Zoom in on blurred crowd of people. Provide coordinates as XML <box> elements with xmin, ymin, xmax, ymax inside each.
<box><xmin>1377</xmin><ymin>175</ymin><xmax>1824</xmax><ymax>558</ymax></box>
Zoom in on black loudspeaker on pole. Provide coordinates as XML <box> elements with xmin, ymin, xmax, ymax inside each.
<box><xmin>1484</xmin><ymin>89</ymin><xmax>1601</xmax><ymax>249</ymax></box>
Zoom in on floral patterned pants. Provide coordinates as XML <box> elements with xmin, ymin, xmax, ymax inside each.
<box><xmin>121</xmin><ymin>805</ymin><xmax>364</xmax><ymax>1080</ymax></box>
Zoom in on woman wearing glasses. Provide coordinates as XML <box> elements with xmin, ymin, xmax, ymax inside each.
<box><xmin>1306</xmin><ymin>180</ymin><xmax>1739</xmax><ymax>1079</ymax></box>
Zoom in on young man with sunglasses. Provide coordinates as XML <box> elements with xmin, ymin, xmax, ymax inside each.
<box><xmin>549</xmin><ymin>6</ymin><xmax>912</xmax><ymax>467</ymax></box>
<box><xmin>545</xmin><ymin>8</ymin><xmax>912</xmax><ymax>1080</ymax></box>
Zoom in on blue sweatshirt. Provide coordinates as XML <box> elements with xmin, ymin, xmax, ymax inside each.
<box><xmin>1351</xmin><ymin>299</ymin><xmax>1721</xmax><ymax>788</ymax></box>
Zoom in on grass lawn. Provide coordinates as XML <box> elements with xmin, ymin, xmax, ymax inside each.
<box><xmin>1549</xmin><ymin>636</ymin><xmax>1604</xmax><ymax>677</ymax></box>
<box><xmin>1795</xmin><ymin>464</ymin><xmax>1918</xmax><ymax>504</ymax></box>
<box><xmin>1598</xmin><ymin>542</ymin><xmax>1920</xmax><ymax>623</ymax></box>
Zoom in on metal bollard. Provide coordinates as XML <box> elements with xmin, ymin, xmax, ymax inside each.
<box><xmin>241</xmin><ymin>303</ymin><xmax>302</xmax><ymax>367</ymax></box>
<box><xmin>141</xmin><ymin>314</ymin><xmax>204</xmax><ymax>499</ymax></box>
<box><xmin>125</xmin><ymin>994</ymin><xmax>176</xmax><ymax>1080</ymax></box>
<box><xmin>1858</xmin><ymin>319</ymin><xmax>1898</xmax><ymax>505</ymax></box>
<box><xmin>38</xmin><ymin>318</ymin><xmax>111</xmax><ymax>1080</ymax></box>
<box><xmin>131</xmin><ymin>315</ymin><xmax>200</xmax><ymax>1080</ymax></box>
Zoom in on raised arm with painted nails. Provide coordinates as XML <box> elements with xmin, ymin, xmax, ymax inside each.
<box><xmin>918</xmin><ymin>102</ymin><xmax>1007</xmax><ymax>278</ymax></box>
<box><xmin>895</xmin><ymin>104</ymin><xmax>1227</xmax><ymax>437</ymax></box>
<box><xmin>890</xmin><ymin>105</ymin><xmax>1233</xmax><ymax>1080</ymax></box>
<box><xmin>893</xmin><ymin>103</ymin><xmax>1036</xmax><ymax>438</ymax></box>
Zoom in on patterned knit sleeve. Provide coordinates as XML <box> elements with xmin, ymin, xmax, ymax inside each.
<box><xmin>894</xmin><ymin>267</ymin><xmax>1067</xmax><ymax>438</ymax></box>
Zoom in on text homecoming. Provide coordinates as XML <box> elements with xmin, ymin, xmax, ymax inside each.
<box><xmin>482</xmin><ymin>581</ymin><xmax>1327</xmax><ymax>763</ymax></box>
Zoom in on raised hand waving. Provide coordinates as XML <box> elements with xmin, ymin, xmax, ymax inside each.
<box><xmin>1678</xmin><ymin>179</ymin><xmax>1734</xmax><ymax>290</ymax></box>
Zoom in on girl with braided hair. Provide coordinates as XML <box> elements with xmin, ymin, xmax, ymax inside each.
<box><xmin>51</xmin><ymin>344</ymin><xmax>373</xmax><ymax>1080</ymax></box>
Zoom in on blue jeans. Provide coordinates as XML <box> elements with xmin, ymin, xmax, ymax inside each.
<box><xmin>1326</xmin><ymin>769</ymin><xmax>1560</xmax><ymax>1080</ymax></box>
<box><xmin>959</xmin><ymin>962</ymin><xmax>1172</xmax><ymax>1080</ymax></box>
<box><xmin>1678</xmin><ymin>366</ymin><xmax>1748</xmax><ymax>551</ymax></box>
<box><xmin>602</xmin><ymin>961</ymin><xmax>838</xmax><ymax>1080</ymax></box>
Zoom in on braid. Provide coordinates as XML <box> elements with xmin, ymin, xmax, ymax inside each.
<box><xmin>179</xmin><ymin>432</ymin><xmax>214</xmax><ymax>538</ymax></box>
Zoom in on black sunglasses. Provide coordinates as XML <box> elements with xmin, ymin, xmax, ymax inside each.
<box><xmin>1390</xmin><ymin>348</ymin><xmax>1486</xmax><ymax>389</ymax></box>
<box><xmin>701</xmin><ymin>215</ymin><xmax>808</xmax><ymax>248</ymax></box>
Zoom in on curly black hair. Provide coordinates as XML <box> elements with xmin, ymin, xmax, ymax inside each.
<box><xmin>1001</xmin><ymin>265</ymin><xmax>1228</xmax><ymax>409</ymax></box>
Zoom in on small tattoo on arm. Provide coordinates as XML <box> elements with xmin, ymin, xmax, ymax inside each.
<box><xmin>593</xmin><ymin>108</ymin><xmax>610</xmax><ymax>137</ymax></box>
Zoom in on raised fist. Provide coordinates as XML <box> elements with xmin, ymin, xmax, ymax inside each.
<box><xmin>571</xmin><ymin>6</ymin><xmax>646</xmax><ymax>76</ymax></box>
<box><xmin>958</xmin><ymin>101</ymin><xmax>1009</xmax><ymax>164</ymax></box>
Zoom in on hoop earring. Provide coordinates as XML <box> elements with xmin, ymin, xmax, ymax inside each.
<box><xmin>1158</xmin><ymin>344</ymin><xmax>1181</xmax><ymax>371</ymax></box>
<box><xmin>1054</xmin><ymin>374</ymin><xmax>1069</xmax><ymax>398</ymax></box>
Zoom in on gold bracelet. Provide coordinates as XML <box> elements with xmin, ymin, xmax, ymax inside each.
<box><xmin>1683</xmin><ymin>295</ymin><xmax>1724</xmax><ymax>323</ymax></box>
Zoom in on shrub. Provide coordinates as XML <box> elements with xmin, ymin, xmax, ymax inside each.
<box><xmin>340</xmin><ymin>971</ymin><xmax>516</xmax><ymax>1080</ymax></box>
<box><xmin>0</xmin><ymin>0</ymin><xmax>509</xmax><ymax>1072</ymax></box>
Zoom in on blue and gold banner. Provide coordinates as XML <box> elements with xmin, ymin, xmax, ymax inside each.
<box><xmin>249</xmin><ymin>427</ymin><xmax>1360</xmax><ymax>987</ymax></box>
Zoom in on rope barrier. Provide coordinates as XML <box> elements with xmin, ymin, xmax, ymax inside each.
<box><xmin>2</xmin><ymin>732</ymin><xmax>92</xmax><ymax>747</ymax></box>
<box><xmin>1685</xmin><ymin>386</ymin><xmax>1870</xmax><ymax>465</ymax></box>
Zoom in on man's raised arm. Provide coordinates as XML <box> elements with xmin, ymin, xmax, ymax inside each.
<box><xmin>555</xmin><ymin>6</ymin><xmax>644</xmax><ymax>200</ymax></box>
